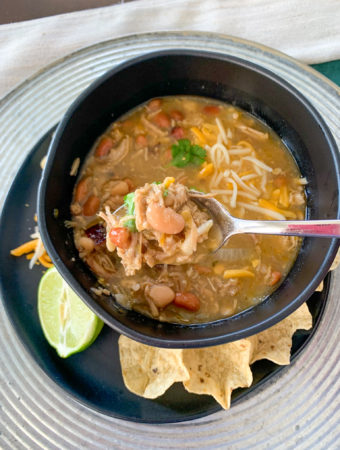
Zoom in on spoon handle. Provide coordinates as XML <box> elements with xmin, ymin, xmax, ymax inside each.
<box><xmin>236</xmin><ymin>219</ymin><xmax>340</xmax><ymax>238</ymax></box>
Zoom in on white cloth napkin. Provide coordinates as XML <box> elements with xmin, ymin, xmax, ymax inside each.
<box><xmin>0</xmin><ymin>0</ymin><xmax>339</xmax><ymax>99</ymax></box>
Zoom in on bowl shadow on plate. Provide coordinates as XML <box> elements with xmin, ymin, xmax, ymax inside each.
<box><xmin>0</xmin><ymin>127</ymin><xmax>331</xmax><ymax>423</ymax></box>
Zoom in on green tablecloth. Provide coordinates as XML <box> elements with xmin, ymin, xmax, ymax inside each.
<box><xmin>312</xmin><ymin>60</ymin><xmax>340</xmax><ymax>86</ymax></box>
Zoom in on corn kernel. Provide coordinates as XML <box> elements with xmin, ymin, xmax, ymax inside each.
<box><xmin>181</xmin><ymin>210</ymin><xmax>191</xmax><ymax>221</ymax></box>
<box><xmin>251</xmin><ymin>259</ymin><xmax>260</xmax><ymax>268</ymax></box>
<box><xmin>164</xmin><ymin>177</ymin><xmax>175</xmax><ymax>188</ymax></box>
<box><xmin>213</xmin><ymin>263</ymin><xmax>225</xmax><ymax>275</ymax></box>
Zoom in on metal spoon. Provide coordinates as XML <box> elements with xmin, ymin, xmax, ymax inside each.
<box><xmin>190</xmin><ymin>193</ymin><xmax>340</xmax><ymax>251</ymax></box>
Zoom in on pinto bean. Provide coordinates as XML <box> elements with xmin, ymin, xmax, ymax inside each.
<box><xmin>83</xmin><ymin>195</ymin><xmax>100</xmax><ymax>216</ymax></box>
<box><xmin>110</xmin><ymin>180</ymin><xmax>130</xmax><ymax>196</ymax></box>
<box><xmin>148</xmin><ymin>98</ymin><xmax>162</xmax><ymax>111</ymax></box>
<box><xmin>146</xmin><ymin>203</ymin><xmax>185</xmax><ymax>234</ymax></box>
<box><xmin>174</xmin><ymin>292</ymin><xmax>200</xmax><ymax>311</ymax></box>
<box><xmin>75</xmin><ymin>177</ymin><xmax>89</xmax><ymax>203</ymax></box>
<box><xmin>171</xmin><ymin>126</ymin><xmax>184</xmax><ymax>140</ymax></box>
<box><xmin>170</xmin><ymin>110</ymin><xmax>184</xmax><ymax>121</ymax></box>
<box><xmin>268</xmin><ymin>271</ymin><xmax>282</xmax><ymax>286</ymax></box>
<box><xmin>135</xmin><ymin>134</ymin><xmax>148</xmax><ymax>148</ymax></box>
<box><xmin>194</xmin><ymin>265</ymin><xmax>211</xmax><ymax>274</ymax></box>
<box><xmin>109</xmin><ymin>227</ymin><xmax>131</xmax><ymax>249</ymax></box>
<box><xmin>149</xmin><ymin>285</ymin><xmax>175</xmax><ymax>308</ymax></box>
<box><xmin>203</xmin><ymin>105</ymin><xmax>220</xmax><ymax>115</ymax></box>
<box><xmin>153</xmin><ymin>112</ymin><xmax>171</xmax><ymax>129</ymax></box>
<box><xmin>95</xmin><ymin>136</ymin><xmax>113</xmax><ymax>157</ymax></box>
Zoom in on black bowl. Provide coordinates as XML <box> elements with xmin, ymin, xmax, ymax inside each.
<box><xmin>38</xmin><ymin>50</ymin><xmax>340</xmax><ymax>348</ymax></box>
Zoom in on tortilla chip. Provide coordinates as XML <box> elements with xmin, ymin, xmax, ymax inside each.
<box><xmin>118</xmin><ymin>304</ymin><xmax>313</xmax><ymax>409</ymax></box>
<box><xmin>118</xmin><ymin>335</ymin><xmax>189</xmax><ymax>398</ymax></box>
<box><xmin>182</xmin><ymin>339</ymin><xmax>253</xmax><ymax>409</ymax></box>
<box><xmin>330</xmin><ymin>248</ymin><xmax>340</xmax><ymax>271</ymax></box>
<box><xmin>316</xmin><ymin>248</ymin><xmax>340</xmax><ymax>292</ymax></box>
<box><xmin>315</xmin><ymin>281</ymin><xmax>324</xmax><ymax>292</ymax></box>
<box><xmin>250</xmin><ymin>303</ymin><xmax>312</xmax><ymax>365</ymax></box>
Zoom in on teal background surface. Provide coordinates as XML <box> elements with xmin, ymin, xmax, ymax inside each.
<box><xmin>312</xmin><ymin>60</ymin><xmax>340</xmax><ymax>86</ymax></box>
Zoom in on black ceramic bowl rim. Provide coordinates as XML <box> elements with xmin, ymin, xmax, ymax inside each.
<box><xmin>38</xmin><ymin>49</ymin><xmax>340</xmax><ymax>348</ymax></box>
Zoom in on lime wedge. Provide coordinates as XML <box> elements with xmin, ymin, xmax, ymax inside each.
<box><xmin>38</xmin><ymin>267</ymin><xmax>103</xmax><ymax>358</ymax></box>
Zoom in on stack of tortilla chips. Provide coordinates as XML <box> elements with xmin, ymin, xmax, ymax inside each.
<box><xmin>119</xmin><ymin>251</ymin><xmax>339</xmax><ymax>409</ymax></box>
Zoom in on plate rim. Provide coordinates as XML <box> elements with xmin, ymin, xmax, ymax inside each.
<box><xmin>1</xmin><ymin>31</ymin><xmax>339</xmax><ymax>113</ymax></box>
<box><xmin>0</xmin><ymin>31</ymin><xmax>339</xmax><ymax>443</ymax></box>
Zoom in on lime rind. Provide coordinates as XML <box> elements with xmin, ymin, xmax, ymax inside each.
<box><xmin>38</xmin><ymin>267</ymin><xmax>103</xmax><ymax>358</ymax></box>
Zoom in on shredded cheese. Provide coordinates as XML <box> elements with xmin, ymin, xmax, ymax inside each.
<box><xmin>238</xmin><ymin>202</ymin><xmax>286</xmax><ymax>220</ymax></box>
<box><xmin>243</xmin><ymin>156</ymin><xmax>273</xmax><ymax>173</ymax></box>
<box><xmin>237</xmin><ymin>140</ymin><xmax>255</xmax><ymax>151</ymax></box>
<box><xmin>230</xmin><ymin>171</ymin><xmax>260</xmax><ymax>196</ymax></box>
<box><xmin>228</xmin><ymin>178</ymin><xmax>238</xmax><ymax>208</ymax></box>
<box><xmin>190</xmin><ymin>127</ymin><xmax>206</xmax><ymax>145</ymax></box>
<box><xmin>258</xmin><ymin>199</ymin><xmax>296</xmax><ymax>219</ymax></box>
<box><xmin>164</xmin><ymin>177</ymin><xmax>175</xmax><ymax>188</ymax></box>
<box><xmin>10</xmin><ymin>233</ymin><xmax>53</xmax><ymax>269</ymax></box>
<box><xmin>215</xmin><ymin>118</ymin><xmax>228</xmax><ymax>145</ymax></box>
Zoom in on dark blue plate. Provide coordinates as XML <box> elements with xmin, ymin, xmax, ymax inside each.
<box><xmin>0</xmin><ymin>128</ymin><xmax>330</xmax><ymax>423</ymax></box>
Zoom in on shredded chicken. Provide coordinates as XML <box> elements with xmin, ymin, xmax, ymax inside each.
<box><xmin>99</xmin><ymin>179</ymin><xmax>213</xmax><ymax>275</ymax></box>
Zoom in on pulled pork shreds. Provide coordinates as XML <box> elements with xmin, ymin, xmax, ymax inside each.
<box><xmin>98</xmin><ymin>178</ymin><xmax>213</xmax><ymax>276</ymax></box>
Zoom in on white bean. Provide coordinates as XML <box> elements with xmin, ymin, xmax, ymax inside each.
<box><xmin>78</xmin><ymin>236</ymin><xmax>94</xmax><ymax>252</ymax></box>
<box><xmin>111</xmin><ymin>180</ymin><xmax>130</xmax><ymax>196</ymax></box>
<box><xmin>146</xmin><ymin>203</ymin><xmax>185</xmax><ymax>234</ymax></box>
<box><xmin>149</xmin><ymin>285</ymin><xmax>175</xmax><ymax>308</ymax></box>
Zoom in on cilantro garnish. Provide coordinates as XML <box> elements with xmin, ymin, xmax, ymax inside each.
<box><xmin>123</xmin><ymin>218</ymin><xmax>137</xmax><ymax>232</ymax></box>
<box><xmin>171</xmin><ymin>139</ymin><xmax>206</xmax><ymax>168</ymax></box>
<box><xmin>124</xmin><ymin>192</ymin><xmax>135</xmax><ymax>215</ymax></box>
<box><xmin>152</xmin><ymin>181</ymin><xmax>162</xmax><ymax>185</ymax></box>
<box><xmin>163</xmin><ymin>189</ymin><xmax>169</xmax><ymax>197</ymax></box>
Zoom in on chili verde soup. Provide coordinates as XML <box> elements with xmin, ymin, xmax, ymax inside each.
<box><xmin>70</xmin><ymin>96</ymin><xmax>307</xmax><ymax>324</ymax></box>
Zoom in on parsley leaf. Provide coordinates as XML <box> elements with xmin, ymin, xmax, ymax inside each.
<box><xmin>124</xmin><ymin>192</ymin><xmax>135</xmax><ymax>215</ymax></box>
<box><xmin>123</xmin><ymin>218</ymin><xmax>137</xmax><ymax>232</ymax></box>
<box><xmin>171</xmin><ymin>139</ymin><xmax>206</xmax><ymax>167</ymax></box>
